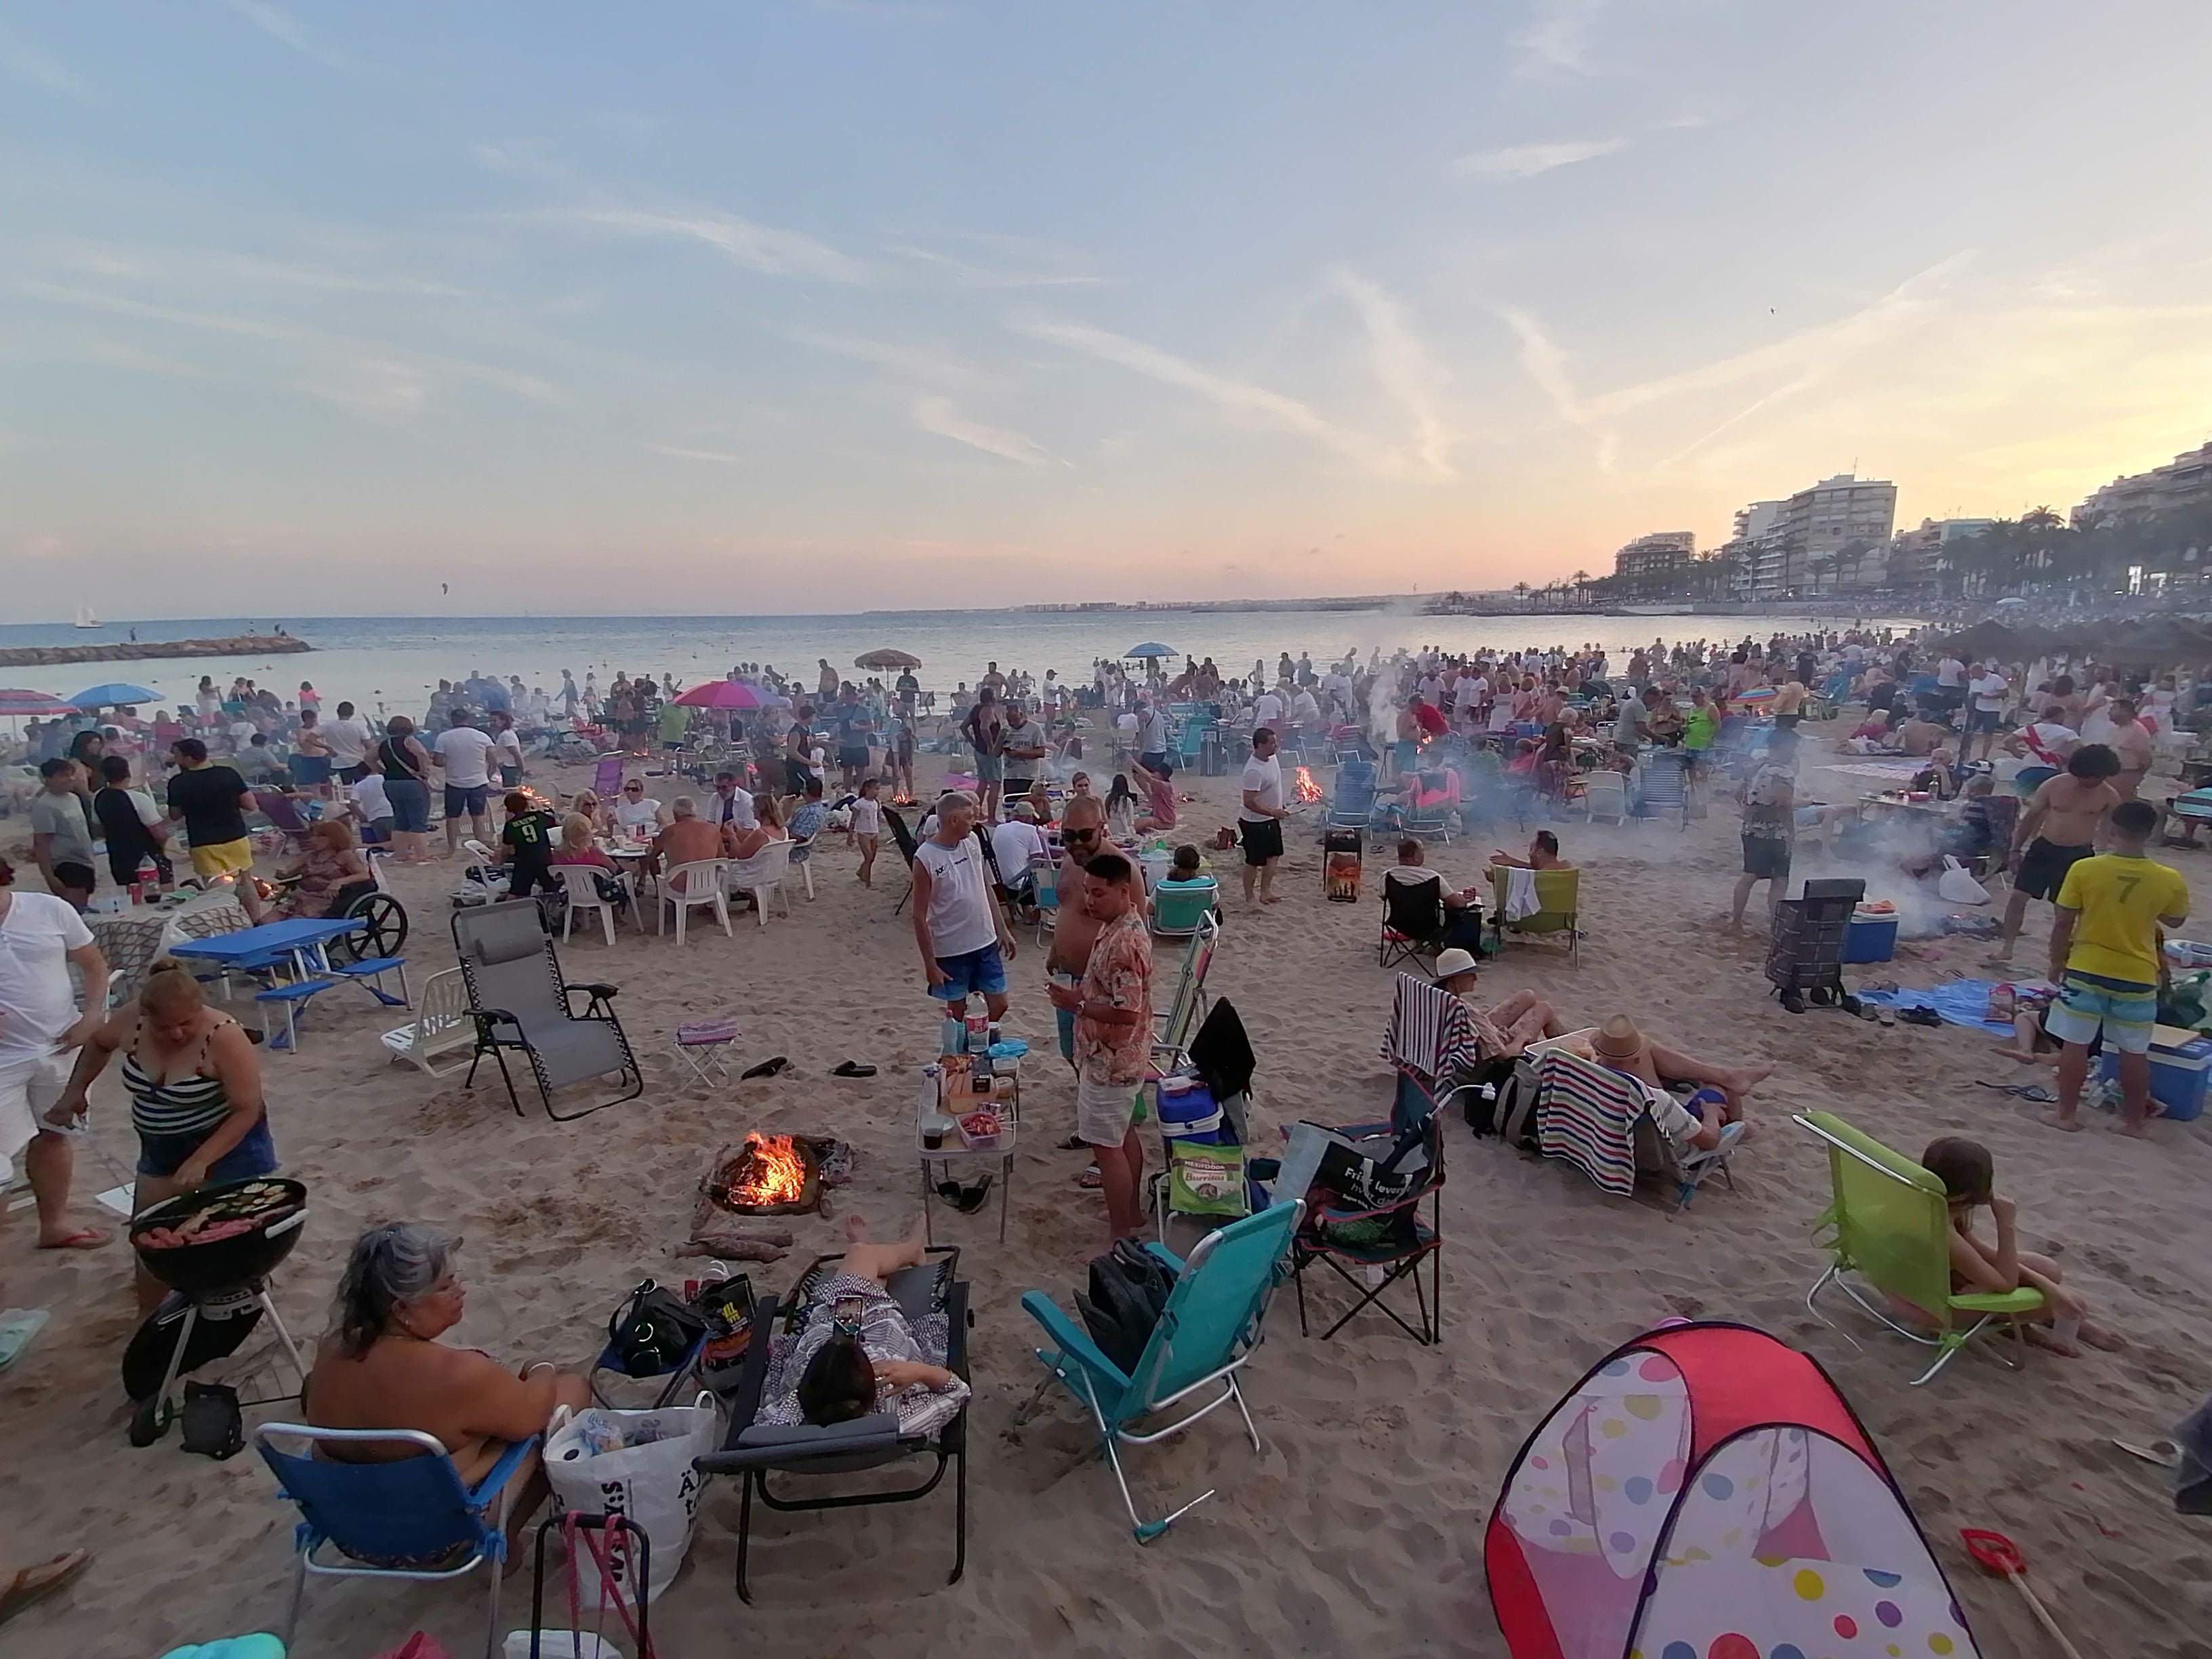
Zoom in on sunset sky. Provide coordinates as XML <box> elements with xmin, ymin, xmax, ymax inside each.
<box><xmin>3</xmin><ymin>0</ymin><xmax>2209</xmax><ymax>619</ymax></box>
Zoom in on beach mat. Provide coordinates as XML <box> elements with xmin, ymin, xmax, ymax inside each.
<box><xmin>1855</xmin><ymin>979</ymin><xmax>2012</xmax><ymax>1035</ymax></box>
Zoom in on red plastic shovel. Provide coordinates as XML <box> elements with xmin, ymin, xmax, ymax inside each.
<box><xmin>1959</xmin><ymin>1528</ymin><xmax>2087</xmax><ymax>1659</ymax></box>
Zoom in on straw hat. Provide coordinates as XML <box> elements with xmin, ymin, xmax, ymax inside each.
<box><xmin>1433</xmin><ymin>947</ymin><xmax>1480</xmax><ymax>982</ymax></box>
<box><xmin>1593</xmin><ymin>1015</ymin><xmax>1645</xmax><ymax>1061</ymax></box>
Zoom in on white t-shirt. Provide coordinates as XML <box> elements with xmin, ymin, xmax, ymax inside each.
<box><xmin>1937</xmin><ymin>657</ymin><xmax>1965</xmax><ymax>688</ymax></box>
<box><xmin>1290</xmin><ymin>689</ymin><xmax>1319</xmax><ymax>725</ymax></box>
<box><xmin>989</xmin><ymin>819</ymin><xmax>1048</xmax><ymax>880</ymax></box>
<box><xmin>2020</xmin><ymin>721</ymin><xmax>2077</xmax><ymax>761</ymax></box>
<box><xmin>1114</xmin><ymin>712</ymin><xmax>1139</xmax><ymax>747</ymax></box>
<box><xmin>432</xmin><ymin>726</ymin><xmax>497</xmax><ymax>789</ymax></box>
<box><xmin>1970</xmin><ymin>672</ymin><xmax>2009</xmax><ymax>714</ymax></box>
<box><xmin>615</xmin><ymin>796</ymin><xmax>664</xmax><ymax>833</ymax></box>
<box><xmin>849</xmin><ymin>796</ymin><xmax>883</xmax><ymax>836</ymax></box>
<box><xmin>492</xmin><ymin>729</ymin><xmax>525</xmax><ymax>771</ymax></box>
<box><xmin>1252</xmin><ymin>693</ymin><xmax>1284</xmax><ymax>730</ymax></box>
<box><xmin>1240</xmin><ymin>754</ymin><xmax>1284</xmax><ymax>823</ymax></box>
<box><xmin>349</xmin><ymin>773</ymin><xmax>392</xmax><ymax>823</ymax></box>
<box><xmin>914</xmin><ymin>834</ymin><xmax>998</xmax><ymax>958</ymax></box>
<box><xmin>323</xmin><ymin>717</ymin><xmax>371</xmax><ymax>768</ymax></box>
<box><xmin>0</xmin><ymin>891</ymin><xmax>94</xmax><ymax>1063</ymax></box>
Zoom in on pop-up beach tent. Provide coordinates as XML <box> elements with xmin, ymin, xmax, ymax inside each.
<box><xmin>1486</xmin><ymin>1320</ymin><xmax>1980</xmax><ymax>1659</ymax></box>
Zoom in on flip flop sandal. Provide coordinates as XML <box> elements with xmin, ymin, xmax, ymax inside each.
<box><xmin>0</xmin><ymin>1549</ymin><xmax>92</xmax><ymax>1628</ymax></box>
<box><xmin>2114</xmin><ymin>1437</ymin><xmax>2182</xmax><ymax>1468</ymax></box>
<box><xmin>1078</xmin><ymin>1167</ymin><xmax>1103</xmax><ymax>1189</ymax></box>
<box><xmin>0</xmin><ymin>1309</ymin><xmax>49</xmax><ymax>1374</ymax></box>
<box><xmin>739</xmin><ymin>1056</ymin><xmax>790</xmax><ymax>1080</ymax></box>
<box><xmin>830</xmin><ymin>1061</ymin><xmax>878</xmax><ymax>1078</ymax></box>
<box><xmin>1898</xmin><ymin>1006</ymin><xmax>1943</xmax><ymax>1027</ymax></box>
<box><xmin>1975</xmin><ymin>1080</ymin><xmax>2058</xmax><ymax>1103</ymax></box>
<box><xmin>951</xmin><ymin>1176</ymin><xmax>994</xmax><ymax>1214</ymax></box>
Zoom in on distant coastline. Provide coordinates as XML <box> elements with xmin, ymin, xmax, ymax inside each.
<box><xmin>0</xmin><ymin>634</ymin><xmax>312</xmax><ymax>670</ymax></box>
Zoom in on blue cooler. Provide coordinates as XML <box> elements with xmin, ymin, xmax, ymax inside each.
<box><xmin>1155</xmin><ymin>1077</ymin><xmax>1229</xmax><ymax>1145</ymax></box>
<box><xmin>1843</xmin><ymin>912</ymin><xmax>1898</xmax><ymax>964</ymax></box>
<box><xmin>2099</xmin><ymin>1029</ymin><xmax>2212</xmax><ymax>1122</ymax></box>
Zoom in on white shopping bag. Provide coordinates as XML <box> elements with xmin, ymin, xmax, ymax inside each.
<box><xmin>1937</xmin><ymin>855</ymin><xmax>1990</xmax><ymax>906</ymax></box>
<box><xmin>542</xmin><ymin>1394</ymin><xmax>718</xmax><ymax>1605</ymax></box>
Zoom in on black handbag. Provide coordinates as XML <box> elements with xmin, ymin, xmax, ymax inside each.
<box><xmin>605</xmin><ymin>1279</ymin><xmax>710</xmax><ymax>1378</ymax></box>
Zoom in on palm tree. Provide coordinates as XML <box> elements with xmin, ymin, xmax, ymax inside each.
<box><xmin>1513</xmin><ymin>581</ymin><xmax>1531</xmax><ymax>609</ymax></box>
<box><xmin>1807</xmin><ymin>553</ymin><xmax>1839</xmax><ymax>596</ymax></box>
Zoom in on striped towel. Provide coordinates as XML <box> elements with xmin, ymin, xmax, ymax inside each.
<box><xmin>1534</xmin><ymin>1050</ymin><xmax>1641</xmax><ymax>1195</ymax></box>
<box><xmin>1380</xmin><ymin>974</ymin><xmax>1477</xmax><ymax>1085</ymax></box>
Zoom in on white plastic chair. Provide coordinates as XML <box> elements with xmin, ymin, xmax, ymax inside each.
<box><xmin>785</xmin><ymin>833</ymin><xmax>818</xmax><ymax>900</ymax></box>
<box><xmin>556</xmin><ymin>864</ymin><xmax>626</xmax><ymax>946</ymax></box>
<box><xmin>658</xmin><ymin>858</ymin><xmax>731</xmax><ymax>943</ymax></box>
<box><xmin>1579</xmin><ymin>769</ymin><xmax>1628</xmax><ymax>825</ymax></box>
<box><xmin>379</xmin><ymin>968</ymin><xmax>474</xmax><ymax>1078</ymax></box>
<box><xmin>722</xmin><ymin>840</ymin><xmax>793</xmax><ymax>926</ymax></box>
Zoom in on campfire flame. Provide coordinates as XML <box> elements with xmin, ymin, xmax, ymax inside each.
<box><xmin>726</xmin><ymin>1133</ymin><xmax>810</xmax><ymax>1210</ymax></box>
<box><xmin>1292</xmin><ymin>766</ymin><xmax>1324</xmax><ymax>805</ymax></box>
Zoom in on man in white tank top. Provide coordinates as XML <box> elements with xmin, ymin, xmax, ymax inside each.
<box><xmin>909</xmin><ymin>792</ymin><xmax>1016</xmax><ymax>1023</ymax></box>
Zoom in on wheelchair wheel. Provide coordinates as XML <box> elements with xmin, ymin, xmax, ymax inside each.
<box><xmin>331</xmin><ymin>891</ymin><xmax>409</xmax><ymax>965</ymax></box>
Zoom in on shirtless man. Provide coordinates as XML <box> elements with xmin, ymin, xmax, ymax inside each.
<box><xmin>1591</xmin><ymin>1012</ymin><xmax>1776</xmax><ymax>1126</ymax></box>
<box><xmin>1984</xmin><ymin>744</ymin><xmax>2123</xmax><ymax>968</ymax></box>
<box><xmin>2102</xmin><ymin>699</ymin><xmax>2154</xmax><ymax>801</ymax></box>
<box><xmin>1046</xmin><ymin>794</ymin><xmax>1145</xmax><ymax>1172</ymax></box>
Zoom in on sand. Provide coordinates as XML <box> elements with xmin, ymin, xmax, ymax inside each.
<box><xmin>4</xmin><ymin>720</ymin><xmax>2210</xmax><ymax>1658</ymax></box>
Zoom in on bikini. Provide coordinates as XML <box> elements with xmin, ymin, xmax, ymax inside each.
<box><xmin>124</xmin><ymin>1014</ymin><xmax>279</xmax><ymax>1181</ymax></box>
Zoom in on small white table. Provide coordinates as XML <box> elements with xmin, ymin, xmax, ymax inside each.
<box><xmin>916</xmin><ymin>1061</ymin><xmax>1020</xmax><ymax>1244</ymax></box>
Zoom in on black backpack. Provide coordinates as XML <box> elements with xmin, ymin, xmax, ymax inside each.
<box><xmin>1075</xmin><ymin>1238</ymin><xmax>1179</xmax><ymax>1374</ymax></box>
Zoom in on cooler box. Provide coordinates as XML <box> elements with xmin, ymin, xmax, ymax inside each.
<box><xmin>2099</xmin><ymin>1027</ymin><xmax>2211</xmax><ymax>1123</ymax></box>
<box><xmin>1154</xmin><ymin>1077</ymin><xmax>1229</xmax><ymax>1144</ymax></box>
<box><xmin>1843</xmin><ymin>912</ymin><xmax>1898</xmax><ymax>964</ymax></box>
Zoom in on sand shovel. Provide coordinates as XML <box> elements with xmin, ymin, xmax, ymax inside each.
<box><xmin>1959</xmin><ymin>1528</ymin><xmax>2086</xmax><ymax>1659</ymax></box>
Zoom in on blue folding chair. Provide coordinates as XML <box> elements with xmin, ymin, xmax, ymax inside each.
<box><xmin>1020</xmin><ymin>1200</ymin><xmax>1302</xmax><ymax>1541</ymax></box>
<box><xmin>253</xmin><ymin>1422</ymin><xmax>538</xmax><ymax>1658</ymax></box>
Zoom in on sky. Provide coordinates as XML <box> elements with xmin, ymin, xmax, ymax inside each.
<box><xmin>3</xmin><ymin>0</ymin><xmax>2210</xmax><ymax>619</ymax></box>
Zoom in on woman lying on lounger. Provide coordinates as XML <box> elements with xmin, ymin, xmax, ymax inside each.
<box><xmin>304</xmin><ymin>1223</ymin><xmax>592</xmax><ymax>1559</ymax></box>
<box><xmin>1918</xmin><ymin>1136</ymin><xmax>2123</xmax><ymax>1359</ymax></box>
<box><xmin>768</xmin><ymin>1214</ymin><xmax>968</xmax><ymax>1434</ymax></box>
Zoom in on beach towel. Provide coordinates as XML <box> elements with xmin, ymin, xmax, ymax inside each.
<box><xmin>1853</xmin><ymin>979</ymin><xmax>2015</xmax><ymax>1035</ymax></box>
<box><xmin>1532</xmin><ymin>1050</ymin><xmax>1639</xmax><ymax>1195</ymax></box>
<box><xmin>1379</xmin><ymin>973</ymin><xmax>1477</xmax><ymax>1082</ymax></box>
<box><xmin>1499</xmin><ymin>865</ymin><xmax>1541</xmax><ymax>923</ymax></box>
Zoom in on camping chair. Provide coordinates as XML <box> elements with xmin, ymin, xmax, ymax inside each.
<box><xmin>1378</xmin><ymin>868</ymin><xmax>1448</xmax><ymax>972</ymax></box>
<box><xmin>1020</xmin><ymin>1200</ymin><xmax>1303</xmax><ymax>1540</ymax></box>
<box><xmin>1488</xmin><ymin>864</ymin><xmax>1580</xmax><ymax>966</ymax></box>
<box><xmin>451</xmin><ymin>899</ymin><xmax>642</xmax><ymax>1121</ymax></box>
<box><xmin>1288</xmin><ymin>1110</ymin><xmax>1446</xmax><ymax>1345</ymax></box>
<box><xmin>251</xmin><ymin>788</ymin><xmax>315</xmax><ymax>851</ymax></box>
<box><xmin>1795</xmin><ymin>1110</ymin><xmax>2045</xmax><ymax>1385</ymax></box>
<box><xmin>1151</xmin><ymin>912</ymin><xmax>1221</xmax><ymax>1069</ymax></box>
<box><xmin>253</xmin><ymin>1422</ymin><xmax>538</xmax><ymax>1659</ymax></box>
<box><xmin>1149</xmin><ymin>874</ymin><xmax>1216</xmax><ymax>939</ymax></box>
<box><xmin>554</xmin><ymin>864</ymin><xmax>629</xmax><ymax>946</ymax></box>
<box><xmin>1029</xmin><ymin>852</ymin><xmax>1061</xmax><ymax>945</ymax></box>
<box><xmin>1635</xmin><ymin>749</ymin><xmax>1692</xmax><ymax>828</ymax></box>
<box><xmin>590</xmin><ymin>754</ymin><xmax>626</xmax><ymax>798</ymax></box>
<box><xmin>722</xmin><ymin>841</ymin><xmax>794</xmax><ymax>926</ymax></box>
<box><xmin>380</xmin><ymin>966</ymin><xmax>474</xmax><ymax>1078</ymax></box>
<box><xmin>1327</xmin><ymin>762</ymin><xmax>1378</xmax><ymax>830</ymax></box>
<box><xmin>697</xmin><ymin>1247</ymin><xmax>972</xmax><ymax>1603</ymax></box>
<box><xmin>656</xmin><ymin>858</ymin><xmax>732</xmax><ymax>942</ymax></box>
<box><xmin>884</xmin><ymin>804</ymin><xmax>922</xmax><ymax>916</ymax></box>
<box><xmin>1578</xmin><ymin>768</ymin><xmax>1629</xmax><ymax>825</ymax></box>
<box><xmin>1633</xmin><ymin>1104</ymin><xmax>1746</xmax><ymax>1211</ymax></box>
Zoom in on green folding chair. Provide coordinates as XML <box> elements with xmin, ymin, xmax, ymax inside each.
<box><xmin>1795</xmin><ymin>1111</ymin><xmax>2045</xmax><ymax>1385</ymax></box>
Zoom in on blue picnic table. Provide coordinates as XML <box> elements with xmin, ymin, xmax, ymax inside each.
<box><xmin>165</xmin><ymin>915</ymin><xmax>396</xmax><ymax>1049</ymax></box>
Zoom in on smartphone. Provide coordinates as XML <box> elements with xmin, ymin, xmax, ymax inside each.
<box><xmin>832</xmin><ymin>1294</ymin><xmax>867</xmax><ymax>1334</ymax></box>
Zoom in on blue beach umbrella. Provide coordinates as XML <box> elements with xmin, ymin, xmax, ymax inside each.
<box><xmin>1124</xmin><ymin>642</ymin><xmax>1177</xmax><ymax>661</ymax></box>
<box><xmin>70</xmin><ymin>681</ymin><xmax>161</xmax><ymax>708</ymax></box>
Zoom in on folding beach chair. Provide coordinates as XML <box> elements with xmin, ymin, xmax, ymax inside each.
<box><xmin>451</xmin><ymin>899</ymin><xmax>642</xmax><ymax>1121</ymax></box>
<box><xmin>251</xmin><ymin>788</ymin><xmax>316</xmax><ymax>852</ymax></box>
<box><xmin>1795</xmin><ymin>1110</ymin><xmax>2045</xmax><ymax>1385</ymax></box>
<box><xmin>1378</xmin><ymin>972</ymin><xmax>1484</xmax><ymax>1129</ymax></box>
<box><xmin>697</xmin><ymin>1247</ymin><xmax>972</xmax><ymax>1602</ymax></box>
<box><xmin>380</xmin><ymin>966</ymin><xmax>474</xmax><ymax>1078</ymax></box>
<box><xmin>883</xmin><ymin>804</ymin><xmax>922</xmax><ymax>916</ymax></box>
<box><xmin>1020</xmin><ymin>1200</ymin><xmax>1303</xmax><ymax>1540</ymax></box>
<box><xmin>1534</xmin><ymin>1049</ymin><xmax>1744</xmax><ymax>1208</ymax></box>
<box><xmin>1635</xmin><ymin>748</ymin><xmax>1691</xmax><ymax>829</ymax></box>
<box><xmin>590</xmin><ymin>754</ymin><xmax>626</xmax><ymax>798</ymax></box>
<box><xmin>254</xmin><ymin>1422</ymin><xmax>539</xmax><ymax>1659</ymax></box>
<box><xmin>1151</xmin><ymin>912</ymin><xmax>1221</xmax><ymax>1069</ymax></box>
<box><xmin>1488</xmin><ymin>864</ymin><xmax>1580</xmax><ymax>967</ymax></box>
<box><xmin>1327</xmin><ymin>761</ymin><xmax>1378</xmax><ymax>830</ymax></box>
<box><xmin>1378</xmin><ymin>867</ymin><xmax>1448</xmax><ymax>973</ymax></box>
<box><xmin>1149</xmin><ymin>874</ymin><xmax>1218</xmax><ymax>939</ymax></box>
<box><xmin>1288</xmin><ymin>1110</ymin><xmax>1446</xmax><ymax>1345</ymax></box>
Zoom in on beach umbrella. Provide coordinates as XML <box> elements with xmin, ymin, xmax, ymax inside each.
<box><xmin>1124</xmin><ymin>642</ymin><xmax>1178</xmax><ymax>661</ymax></box>
<box><xmin>855</xmin><ymin>649</ymin><xmax>922</xmax><ymax>671</ymax></box>
<box><xmin>0</xmin><ymin>689</ymin><xmax>77</xmax><ymax>718</ymax></box>
<box><xmin>69</xmin><ymin>681</ymin><xmax>161</xmax><ymax>709</ymax></box>
<box><xmin>673</xmin><ymin>679</ymin><xmax>769</xmax><ymax>710</ymax></box>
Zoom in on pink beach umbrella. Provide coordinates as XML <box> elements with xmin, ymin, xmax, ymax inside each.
<box><xmin>674</xmin><ymin>679</ymin><xmax>769</xmax><ymax>711</ymax></box>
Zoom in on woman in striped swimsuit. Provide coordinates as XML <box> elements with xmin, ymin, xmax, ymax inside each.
<box><xmin>49</xmin><ymin>961</ymin><xmax>276</xmax><ymax>1310</ymax></box>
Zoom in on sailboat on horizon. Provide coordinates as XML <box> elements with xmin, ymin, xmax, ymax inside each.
<box><xmin>73</xmin><ymin>604</ymin><xmax>101</xmax><ymax>630</ymax></box>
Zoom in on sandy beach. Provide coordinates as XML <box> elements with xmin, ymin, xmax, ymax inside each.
<box><xmin>5</xmin><ymin>714</ymin><xmax>2209</xmax><ymax>1659</ymax></box>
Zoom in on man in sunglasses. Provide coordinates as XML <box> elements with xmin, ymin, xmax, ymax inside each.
<box><xmin>1044</xmin><ymin>793</ymin><xmax>1148</xmax><ymax>1174</ymax></box>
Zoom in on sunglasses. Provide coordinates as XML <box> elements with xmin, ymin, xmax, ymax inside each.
<box><xmin>625</xmin><ymin>785</ymin><xmax>644</xmax><ymax>792</ymax></box>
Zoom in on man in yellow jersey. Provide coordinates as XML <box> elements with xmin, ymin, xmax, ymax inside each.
<box><xmin>2046</xmin><ymin>799</ymin><xmax>2190</xmax><ymax>1135</ymax></box>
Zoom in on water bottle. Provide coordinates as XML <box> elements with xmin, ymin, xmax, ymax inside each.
<box><xmin>134</xmin><ymin>857</ymin><xmax>159</xmax><ymax>905</ymax></box>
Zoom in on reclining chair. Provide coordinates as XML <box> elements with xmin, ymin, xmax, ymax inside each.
<box><xmin>451</xmin><ymin>899</ymin><xmax>642</xmax><ymax>1121</ymax></box>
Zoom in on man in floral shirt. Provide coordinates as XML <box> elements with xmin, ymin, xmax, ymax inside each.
<box><xmin>1050</xmin><ymin>852</ymin><xmax>1153</xmax><ymax>1244</ymax></box>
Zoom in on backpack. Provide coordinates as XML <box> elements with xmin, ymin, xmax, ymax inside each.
<box><xmin>1074</xmin><ymin>1237</ymin><xmax>1179</xmax><ymax>1374</ymax></box>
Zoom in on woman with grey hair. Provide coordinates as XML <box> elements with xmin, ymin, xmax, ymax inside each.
<box><xmin>305</xmin><ymin>1222</ymin><xmax>590</xmax><ymax>1541</ymax></box>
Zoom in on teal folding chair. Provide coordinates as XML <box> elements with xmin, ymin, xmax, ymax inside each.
<box><xmin>1020</xmin><ymin>1199</ymin><xmax>1302</xmax><ymax>1541</ymax></box>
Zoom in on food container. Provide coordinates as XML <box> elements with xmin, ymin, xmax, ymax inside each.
<box><xmin>957</xmin><ymin>1108</ymin><xmax>1008</xmax><ymax>1151</ymax></box>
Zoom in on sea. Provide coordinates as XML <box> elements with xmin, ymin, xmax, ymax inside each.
<box><xmin>1</xmin><ymin>609</ymin><xmax>1917</xmax><ymax>721</ymax></box>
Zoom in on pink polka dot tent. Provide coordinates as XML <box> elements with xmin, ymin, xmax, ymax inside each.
<box><xmin>1485</xmin><ymin>1321</ymin><xmax>1980</xmax><ymax>1659</ymax></box>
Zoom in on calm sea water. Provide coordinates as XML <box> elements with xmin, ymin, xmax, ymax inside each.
<box><xmin>0</xmin><ymin>609</ymin><xmax>1914</xmax><ymax>720</ymax></box>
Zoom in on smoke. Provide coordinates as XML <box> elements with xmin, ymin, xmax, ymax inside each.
<box><xmin>1788</xmin><ymin>810</ymin><xmax>1983</xmax><ymax>941</ymax></box>
<box><xmin>1367</xmin><ymin>672</ymin><xmax>1399</xmax><ymax>752</ymax></box>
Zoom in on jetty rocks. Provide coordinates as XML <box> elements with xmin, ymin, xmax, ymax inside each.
<box><xmin>0</xmin><ymin>634</ymin><xmax>314</xmax><ymax>670</ymax></box>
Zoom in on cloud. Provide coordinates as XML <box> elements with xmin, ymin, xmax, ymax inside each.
<box><xmin>788</xmin><ymin>329</ymin><xmax>994</xmax><ymax>390</ymax></box>
<box><xmin>1329</xmin><ymin>272</ymin><xmax>1456</xmax><ymax>477</ymax></box>
<box><xmin>885</xmin><ymin>244</ymin><xmax>1105</xmax><ymax>288</ymax></box>
<box><xmin>912</xmin><ymin>396</ymin><xmax>1053</xmax><ymax>466</ymax></box>
<box><xmin>1454</xmin><ymin>137</ymin><xmax>1626</xmax><ymax>180</ymax></box>
<box><xmin>216</xmin><ymin>0</ymin><xmax>372</xmax><ymax>80</ymax></box>
<box><xmin>0</xmin><ymin>24</ymin><xmax>90</xmax><ymax>99</ymax></box>
<box><xmin>1513</xmin><ymin>0</ymin><xmax>1607</xmax><ymax>79</ymax></box>
<box><xmin>1015</xmin><ymin>315</ymin><xmax>1382</xmax><ymax>468</ymax></box>
<box><xmin>37</xmin><ymin>237</ymin><xmax>464</xmax><ymax>298</ymax></box>
<box><xmin>526</xmin><ymin>205</ymin><xmax>869</xmax><ymax>284</ymax></box>
<box><xmin>1498</xmin><ymin>306</ymin><xmax>1616</xmax><ymax>470</ymax></box>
